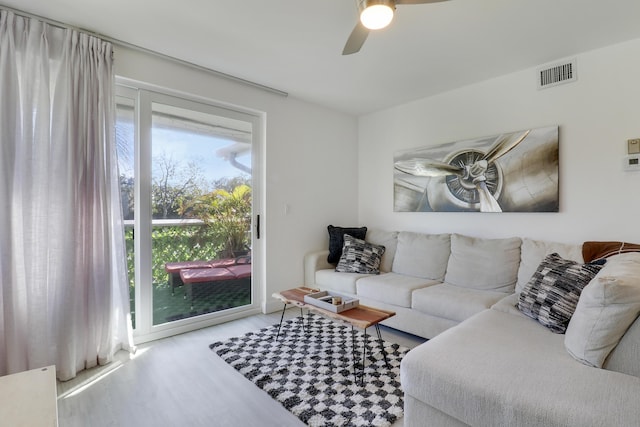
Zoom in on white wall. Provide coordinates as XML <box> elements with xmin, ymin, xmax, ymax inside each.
<box><xmin>113</xmin><ymin>46</ymin><xmax>359</xmax><ymax>312</ymax></box>
<box><xmin>358</xmin><ymin>38</ymin><xmax>640</xmax><ymax>245</ymax></box>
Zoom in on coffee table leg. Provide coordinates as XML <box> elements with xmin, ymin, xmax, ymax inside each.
<box><xmin>274</xmin><ymin>303</ymin><xmax>288</xmax><ymax>341</ymax></box>
<box><xmin>351</xmin><ymin>325</ymin><xmax>357</xmax><ymax>384</ymax></box>
<box><xmin>350</xmin><ymin>326</ymin><xmax>373</xmax><ymax>386</ymax></box>
<box><xmin>361</xmin><ymin>328</ymin><xmax>369</xmax><ymax>386</ymax></box>
<box><xmin>347</xmin><ymin>323</ymin><xmax>392</xmax><ymax>386</ymax></box>
<box><xmin>299</xmin><ymin>307</ymin><xmax>306</xmax><ymax>334</ymax></box>
<box><xmin>375</xmin><ymin>324</ymin><xmax>390</xmax><ymax>368</ymax></box>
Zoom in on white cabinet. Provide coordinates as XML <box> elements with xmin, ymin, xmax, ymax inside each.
<box><xmin>0</xmin><ymin>365</ymin><xmax>58</xmax><ymax>426</ymax></box>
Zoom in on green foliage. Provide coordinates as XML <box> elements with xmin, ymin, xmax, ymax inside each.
<box><xmin>125</xmin><ymin>228</ymin><xmax>135</xmax><ymax>287</ymax></box>
<box><xmin>124</xmin><ymin>225</ymin><xmax>225</xmax><ymax>289</ymax></box>
<box><xmin>179</xmin><ymin>184</ymin><xmax>252</xmax><ymax>258</ymax></box>
<box><xmin>122</xmin><ymin>182</ymin><xmax>253</xmax><ymax>290</ymax></box>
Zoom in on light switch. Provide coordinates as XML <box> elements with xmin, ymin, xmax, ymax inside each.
<box><xmin>623</xmin><ymin>155</ymin><xmax>640</xmax><ymax>171</ymax></box>
<box><xmin>628</xmin><ymin>138</ymin><xmax>640</xmax><ymax>154</ymax></box>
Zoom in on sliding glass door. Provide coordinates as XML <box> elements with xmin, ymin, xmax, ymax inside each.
<box><xmin>115</xmin><ymin>82</ymin><xmax>261</xmax><ymax>343</ymax></box>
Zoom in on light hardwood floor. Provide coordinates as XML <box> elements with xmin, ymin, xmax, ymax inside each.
<box><xmin>56</xmin><ymin>309</ymin><xmax>426</xmax><ymax>427</ymax></box>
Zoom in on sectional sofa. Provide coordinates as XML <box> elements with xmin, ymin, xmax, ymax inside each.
<box><xmin>303</xmin><ymin>229</ymin><xmax>640</xmax><ymax>426</ymax></box>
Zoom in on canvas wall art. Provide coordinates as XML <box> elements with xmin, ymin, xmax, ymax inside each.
<box><xmin>394</xmin><ymin>126</ymin><xmax>559</xmax><ymax>212</ymax></box>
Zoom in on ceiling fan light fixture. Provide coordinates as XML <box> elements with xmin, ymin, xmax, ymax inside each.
<box><xmin>359</xmin><ymin>1</ymin><xmax>395</xmax><ymax>30</ymax></box>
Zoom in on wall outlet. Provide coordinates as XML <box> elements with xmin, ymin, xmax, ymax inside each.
<box><xmin>628</xmin><ymin>138</ymin><xmax>640</xmax><ymax>154</ymax></box>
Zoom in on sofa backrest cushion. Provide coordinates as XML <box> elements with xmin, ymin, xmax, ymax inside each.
<box><xmin>565</xmin><ymin>253</ymin><xmax>640</xmax><ymax>369</ymax></box>
<box><xmin>327</xmin><ymin>225</ymin><xmax>367</xmax><ymax>264</ymax></box>
<box><xmin>517</xmin><ymin>238</ymin><xmax>583</xmax><ymax>294</ymax></box>
<box><xmin>445</xmin><ymin>234</ymin><xmax>522</xmax><ymax>292</ymax></box>
<box><xmin>365</xmin><ymin>229</ymin><xmax>399</xmax><ymax>273</ymax></box>
<box><xmin>391</xmin><ymin>232</ymin><xmax>450</xmax><ymax>280</ymax></box>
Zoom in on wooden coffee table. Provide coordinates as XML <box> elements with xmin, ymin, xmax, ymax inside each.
<box><xmin>272</xmin><ymin>287</ymin><xmax>396</xmax><ymax>385</ymax></box>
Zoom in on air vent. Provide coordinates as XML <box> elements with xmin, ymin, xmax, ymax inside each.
<box><xmin>537</xmin><ymin>59</ymin><xmax>577</xmax><ymax>89</ymax></box>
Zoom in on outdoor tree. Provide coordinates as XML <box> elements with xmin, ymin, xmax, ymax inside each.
<box><xmin>152</xmin><ymin>152</ymin><xmax>206</xmax><ymax>219</ymax></box>
<box><xmin>211</xmin><ymin>175</ymin><xmax>251</xmax><ymax>193</ymax></box>
<box><xmin>119</xmin><ymin>175</ymin><xmax>134</xmax><ymax>220</ymax></box>
<box><xmin>179</xmin><ymin>184</ymin><xmax>252</xmax><ymax>258</ymax></box>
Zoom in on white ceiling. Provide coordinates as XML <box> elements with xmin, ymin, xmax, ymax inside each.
<box><xmin>4</xmin><ymin>0</ymin><xmax>640</xmax><ymax>115</ymax></box>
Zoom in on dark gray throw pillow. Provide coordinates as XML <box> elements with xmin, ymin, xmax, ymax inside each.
<box><xmin>335</xmin><ymin>234</ymin><xmax>385</xmax><ymax>274</ymax></box>
<box><xmin>327</xmin><ymin>225</ymin><xmax>367</xmax><ymax>264</ymax></box>
<box><xmin>518</xmin><ymin>253</ymin><xmax>605</xmax><ymax>334</ymax></box>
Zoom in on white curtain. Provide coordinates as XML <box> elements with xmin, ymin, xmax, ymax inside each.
<box><xmin>0</xmin><ymin>10</ymin><xmax>133</xmax><ymax>381</ymax></box>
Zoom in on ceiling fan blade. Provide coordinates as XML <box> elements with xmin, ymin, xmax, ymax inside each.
<box><xmin>482</xmin><ymin>129</ymin><xmax>531</xmax><ymax>163</ymax></box>
<box><xmin>395</xmin><ymin>158</ymin><xmax>464</xmax><ymax>177</ymax></box>
<box><xmin>396</xmin><ymin>0</ymin><xmax>450</xmax><ymax>5</ymax></box>
<box><xmin>342</xmin><ymin>21</ymin><xmax>369</xmax><ymax>55</ymax></box>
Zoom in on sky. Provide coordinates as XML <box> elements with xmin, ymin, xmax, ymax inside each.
<box><xmin>116</xmin><ymin>121</ymin><xmax>251</xmax><ymax>186</ymax></box>
<box><xmin>152</xmin><ymin>127</ymin><xmax>250</xmax><ymax>182</ymax></box>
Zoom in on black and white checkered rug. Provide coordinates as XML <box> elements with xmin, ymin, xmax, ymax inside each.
<box><xmin>209</xmin><ymin>313</ymin><xmax>409</xmax><ymax>426</ymax></box>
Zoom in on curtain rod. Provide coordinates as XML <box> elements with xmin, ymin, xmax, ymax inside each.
<box><xmin>0</xmin><ymin>5</ymin><xmax>289</xmax><ymax>98</ymax></box>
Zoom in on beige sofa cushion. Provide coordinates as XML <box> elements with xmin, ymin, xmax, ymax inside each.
<box><xmin>491</xmin><ymin>293</ymin><xmax>522</xmax><ymax>316</ymax></box>
<box><xmin>517</xmin><ymin>238</ymin><xmax>583</xmax><ymax>294</ymax></box>
<box><xmin>401</xmin><ymin>309</ymin><xmax>640</xmax><ymax>427</ymax></box>
<box><xmin>444</xmin><ymin>234</ymin><xmax>521</xmax><ymax>292</ymax></box>
<box><xmin>392</xmin><ymin>232</ymin><xmax>450</xmax><ymax>280</ymax></box>
<box><xmin>356</xmin><ymin>272</ymin><xmax>439</xmax><ymax>308</ymax></box>
<box><xmin>605</xmin><ymin>314</ymin><xmax>640</xmax><ymax>378</ymax></box>
<box><xmin>565</xmin><ymin>253</ymin><xmax>640</xmax><ymax>368</ymax></box>
<box><xmin>412</xmin><ymin>283</ymin><xmax>509</xmax><ymax>322</ymax></box>
<box><xmin>366</xmin><ymin>229</ymin><xmax>398</xmax><ymax>273</ymax></box>
<box><xmin>315</xmin><ymin>269</ymin><xmax>373</xmax><ymax>295</ymax></box>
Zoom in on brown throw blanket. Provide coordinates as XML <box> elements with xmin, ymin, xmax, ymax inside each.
<box><xmin>582</xmin><ymin>241</ymin><xmax>640</xmax><ymax>262</ymax></box>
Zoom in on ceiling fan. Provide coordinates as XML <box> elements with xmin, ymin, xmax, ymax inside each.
<box><xmin>343</xmin><ymin>0</ymin><xmax>450</xmax><ymax>55</ymax></box>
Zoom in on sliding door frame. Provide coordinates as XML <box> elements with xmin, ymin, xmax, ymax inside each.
<box><xmin>117</xmin><ymin>77</ymin><xmax>265</xmax><ymax>344</ymax></box>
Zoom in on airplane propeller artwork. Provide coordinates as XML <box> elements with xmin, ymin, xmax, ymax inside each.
<box><xmin>394</xmin><ymin>130</ymin><xmax>531</xmax><ymax>212</ymax></box>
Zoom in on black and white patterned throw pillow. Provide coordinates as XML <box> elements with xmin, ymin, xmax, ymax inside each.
<box><xmin>518</xmin><ymin>253</ymin><xmax>605</xmax><ymax>333</ymax></box>
<box><xmin>335</xmin><ymin>234</ymin><xmax>385</xmax><ymax>274</ymax></box>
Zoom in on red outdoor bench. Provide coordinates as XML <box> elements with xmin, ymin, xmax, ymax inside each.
<box><xmin>165</xmin><ymin>256</ymin><xmax>251</xmax><ymax>294</ymax></box>
<box><xmin>165</xmin><ymin>256</ymin><xmax>252</xmax><ymax>308</ymax></box>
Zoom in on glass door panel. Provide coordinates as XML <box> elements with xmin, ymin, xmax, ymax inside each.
<box><xmin>115</xmin><ymin>94</ymin><xmax>136</xmax><ymax>328</ymax></box>
<box><xmin>114</xmin><ymin>82</ymin><xmax>260</xmax><ymax>342</ymax></box>
<box><xmin>150</xmin><ymin>101</ymin><xmax>253</xmax><ymax>326</ymax></box>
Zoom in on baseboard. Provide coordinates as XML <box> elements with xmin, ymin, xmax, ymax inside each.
<box><xmin>133</xmin><ymin>306</ymin><xmax>262</xmax><ymax>345</ymax></box>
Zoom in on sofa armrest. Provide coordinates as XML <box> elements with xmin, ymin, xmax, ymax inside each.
<box><xmin>304</xmin><ymin>250</ymin><xmax>332</xmax><ymax>286</ymax></box>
